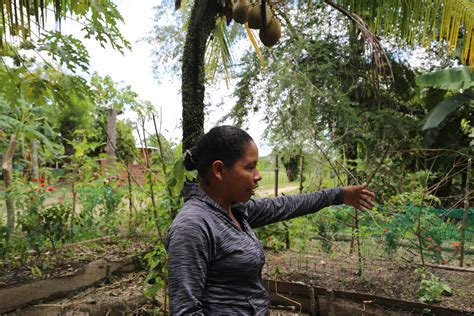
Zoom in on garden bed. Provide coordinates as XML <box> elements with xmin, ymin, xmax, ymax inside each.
<box><xmin>0</xmin><ymin>235</ymin><xmax>149</xmax><ymax>288</ymax></box>
<box><xmin>263</xmin><ymin>247</ymin><xmax>474</xmax><ymax>314</ymax></box>
<box><xmin>1</xmin><ymin>235</ymin><xmax>472</xmax><ymax>314</ymax></box>
<box><xmin>6</xmin><ymin>272</ymin><xmax>158</xmax><ymax>316</ymax></box>
<box><xmin>0</xmin><ymin>236</ymin><xmax>151</xmax><ymax>314</ymax></box>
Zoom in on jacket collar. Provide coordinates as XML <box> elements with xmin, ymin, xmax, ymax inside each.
<box><xmin>183</xmin><ymin>182</ymin><xmax>248</xmax><ymax>220</ymax></box>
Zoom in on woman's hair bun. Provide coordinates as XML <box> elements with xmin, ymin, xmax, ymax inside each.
<box><xmin>183</xmin><ymin>146</ymin><xmax>199</xmax><ymax>171</ymax></box>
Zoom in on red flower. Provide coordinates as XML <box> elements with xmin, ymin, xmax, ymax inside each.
<box><xmin>33</xmin><ymin>187</ymin><xmax>38</xmax><ymax>191</ymax></box>
<box><xmin>39</xmin><ymin>178</ymin><xmax>45</xmax><ymax>183</ymax></box>
<box><xmin>426</xmin><ymin>237</ymin><xmax>433</xmax><ymax>242</ymax></box>
<box><xmin>32</xmin><ymin>178</ymin><xmax>38</xmax><ymax>182</ymax></box>
<box><xmin>452</xmin><ymin>242</ymin><xmax>460</xmax><ymax>248</ymax></box>
<box><xmin>383</xmin><ymin>227</ymin><xmax>389</xmax><ymax>233</ymax></box>
<box><xmin>40</xmin><ymin>183</ymin><xmax>46</xmax><ymax>187</ymax></box>
<box><xmin>267</xmin><ymin>236</ymin><xmax>273</xmax><ymax>241</ymax></box>
<box><xmin>47</xmin><ymin>187</ymin><xmax>54</xmax><ymax>192</ymax></box>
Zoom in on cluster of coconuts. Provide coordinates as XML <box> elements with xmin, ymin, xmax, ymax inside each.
<box><xmin>232</xmin><ymin>0</ymin><xmax>281</xmax><ymax>47</ymax></box>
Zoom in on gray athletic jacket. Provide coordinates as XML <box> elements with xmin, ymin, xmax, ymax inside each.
<box><xmin>166</xmin><ymin>183</ymin><xmax>343</xmax><ymax>315</ymax></box>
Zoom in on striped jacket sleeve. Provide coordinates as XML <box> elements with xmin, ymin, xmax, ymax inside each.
<box><xmin>166</xmin><ymin>222</ymin><xmax>211</xmax><ymax>315</ymax></box>
<box><xmin>246</xmin><ymin>188</ymin><xmax>344</xmax><ymax>228</ymax></box>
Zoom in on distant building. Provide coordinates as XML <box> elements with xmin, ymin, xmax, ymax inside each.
<box><xmin>97</xmin><ymin>146</ymin><xmax>159</xmax><ymax>185</ymax></box>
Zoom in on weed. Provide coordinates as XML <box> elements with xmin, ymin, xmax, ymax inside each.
<box><xmin>415</xmin><ymin>268</ymin><xmax>452</xmax><ymax>303</ymax></box>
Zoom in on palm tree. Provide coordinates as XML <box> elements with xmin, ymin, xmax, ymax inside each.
<box><xmin>178</xmin><ymin>0</ymin><xmax>474</xmax><ymax>149</ymax></box>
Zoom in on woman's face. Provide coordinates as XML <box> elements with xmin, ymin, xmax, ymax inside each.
<box><xmin>223</xmin><ymin>141</ymin><xmax>262</xmax><ymax>203</ymax></box>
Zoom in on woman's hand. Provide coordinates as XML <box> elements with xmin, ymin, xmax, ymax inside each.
<box><xmin>342</xmin><ymin>182</ymin><xmax>375</xmax><ymax>211</ymax></box>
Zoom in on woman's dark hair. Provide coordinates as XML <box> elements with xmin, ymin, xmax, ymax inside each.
<box><xmin>184</xmin><ymin>125</ymin><xmax>254</xmax><ymax>177</ymax></box>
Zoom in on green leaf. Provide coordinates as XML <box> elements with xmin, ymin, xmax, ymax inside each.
<box><xmin>422</xmin><ymin>93</ymin><xmax>471</xmax><ymax>130</ymax></box>
<box><xmin>38</xmin><ymin>31</ymin><xmax>90</xmax><ymax>72</ymax></box>
<box><xmin>417</xmin><ymin>67</ymin><xmax>474</xmax><ymax>91</ymax></box>
<box><xmin>442</xmin><ymin>284</ymin><xmax>452</xmax><ymax>295</ymax></box>
<box><xmin>172</xmin><ymin>157</ymin><xmax>185</xmax><ymax>185</ymax></box>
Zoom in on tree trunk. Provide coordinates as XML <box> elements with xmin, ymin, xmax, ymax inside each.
<box><xmin>32</xmin><ymin>140</ymin><xmax>39</xmax><ymax>180</ymax></box>
<box><xmin>181</xmin><ymin>0</ymin><xmax>218</xmax><ymax>150</ymax></box>
<box><xmin>59</xmin><ymin>121</ymin><xmax>76</xmax><ymax>160</ymax></box>
<box><xmin>2</xmin><ymin>135</ymin><xmax>18</xmax><ymax>230</ymax></box>
<box><xmin>106</xmin><ymin>107</ymin><xmax>117</xmax><ymax>171</ymax></box>
<box><xmin>282</xmin><ymin>154</ymin><xmax>300</xmax><ymax>182</ymax></box>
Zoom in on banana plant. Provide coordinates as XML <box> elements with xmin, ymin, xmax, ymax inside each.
<box><xmin>0</xmin><ymin>100</ymin><xmax>60</xmax><ymax>231</ymax></box>
<box><xmin>417</xmin><ymin>66</ymin><xmax>473</xmax><ymax>131</ymax></box>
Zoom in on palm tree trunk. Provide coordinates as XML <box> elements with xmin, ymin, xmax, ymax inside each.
<box><xmin>2</xmin><ymin>135</ymin><xmax>17</xmax><ymax>230</ymax></box>
<box><xmin>181</xmin><ymin>0</ymin><xmax>218</xmax><ymax>150</ymax></box>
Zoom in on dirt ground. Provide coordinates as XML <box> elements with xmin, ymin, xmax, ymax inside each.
<box><xmin>1</xmin><ymin>236</ymin><xmax>473</xmax><ymax>313</ymax></box>
<box><xmin>263</xmin><ymin>246</ymin><xmax>474</xmax><ymax>313</ymax></box>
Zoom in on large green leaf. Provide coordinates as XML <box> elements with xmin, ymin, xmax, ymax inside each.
<box><xmin>422</xmin><ymin>93</ymin><xmax>471</xmax><ymax>130</ymax></box>
<box><xmin>417</xmin><ymin>67</ymin><xmax>474</xmax><ymax>90</ymax></box>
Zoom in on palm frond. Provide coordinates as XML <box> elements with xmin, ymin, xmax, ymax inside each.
<box><xmin>205</xmin><ymin>16</ymin><xmax>234</xmax><ymax>84</ymax></box>
<box><xmin>332</xmin><ymin>0</ymin><xmax>474</xmax><ymax>67</ymax></box>
<box><xmin>326</xmin><ymin>0</ymin><xmax>394</xmax><ymax>107</ymax></box>
<box><xmin>244</xmin><ymin>23</ymin><xmax>265</xmax><ymax>70</ymax></box>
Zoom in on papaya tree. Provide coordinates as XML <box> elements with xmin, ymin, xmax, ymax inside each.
<box><xmin>0</xmin><ymin>0</ymin><xmax>130</xmax><ymax>55</ymax></box>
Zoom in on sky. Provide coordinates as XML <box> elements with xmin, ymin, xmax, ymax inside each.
<box><xmin>60</xmin><ymin>0</ymin><xmax>271</xmax><ymax>155</ymax></box>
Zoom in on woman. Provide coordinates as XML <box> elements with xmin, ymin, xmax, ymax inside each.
<box><xmin>166</xmin><ymin>125</ymin><xmax>375</xmax><ymax>315</ymax></box>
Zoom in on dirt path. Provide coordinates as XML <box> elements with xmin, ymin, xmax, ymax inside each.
<box><xmin>257</xmin><ymin>185</ymin><xmax>300</xmax><ymax>197</ymax></box>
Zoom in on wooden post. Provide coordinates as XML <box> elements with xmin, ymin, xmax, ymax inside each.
<box><xmin>105</xmin><ymin>107</ymin><xmax>117</xmax><ymax>172</ymax></box>
<box><xmin>460</xmin><ymin>158</ymin><xmax>471</xmax><ymax>267</ymax></box>
<box><xmin>128</xmin><ymin>171</ymin><xmax>134</xmax><ymax>233</ymax></box>
<box><xmin>308</xmin><ymin>286</ymin><xmax>318</xmax><ymax>316</ymax></box>
<box><xmin>284</xmin><ymin>221</ymin><xmax>290</xmax><ymax>250</ymax></box>
<box><xmin>326</xmin><ymin>289</ymin><xmax>335</xmax><ymax>316</ymax></box>
<box><xmin>32</xmin><ymin>140</ymin><xmax>39</xmax><ymax>180</ymax></box>
<box><xmin>299</xmin><ymin>155</ymin><xmax>304</xmax><ymax>193</ymax></box>
<box><xmin>70</xmin><ymin>174</ymin><xmax>77</xmax><ymax>241</ymax></box>
<box><xmin>274</xmin><ymin>154</ymin><xmax>279</xmax><ymax>197</ymax></box>
<box><xmin>2</xmin><ymin>135</ymin><xmax>17</xmax><ymax>231</ymax></box>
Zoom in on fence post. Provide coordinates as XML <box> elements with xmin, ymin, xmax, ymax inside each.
<box><xmin>460</xmin><ymin>158</ymin><xmax>471</xmax><ymax>267</ymax></box>
<box><xmin>274</xmin><ymin>154</ymin><xmax>279</xmax><ymax>197</ymax></box>
<box><xmin>299</xmin><ymin>155</ymin><xmax>304</xmax><ymax>193</ymax></box>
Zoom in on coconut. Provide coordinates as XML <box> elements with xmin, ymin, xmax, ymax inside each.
<box><xmin>247</xmin><ymin>4</ymin><xmax>272</xmax><ymax>29</ymax></box>
<box><xmin>259</xmin><ymin>17</ymin><xmax>281</xmax><ymax>47</ymax></box>
<box><xmin>232</xmin><ymin>0</ymin><xmax>251</xmax><ymax>24</ymax></box>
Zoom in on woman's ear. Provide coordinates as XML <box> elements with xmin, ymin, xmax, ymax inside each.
<box><xmin>211</xmin><ymin>160</ymin><xmax>225</xmax><ymax>181</ymax></box>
